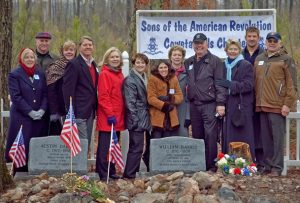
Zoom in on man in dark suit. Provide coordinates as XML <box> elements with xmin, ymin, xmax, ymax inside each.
<box><xmin>62</xmin><ymin>36</ymin><xmax>98</xmax><ymax>148</ymax></box>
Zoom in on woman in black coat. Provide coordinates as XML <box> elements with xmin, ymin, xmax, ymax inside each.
<box><xmin>122</xmin><ymin>53</ymin><xmax>152</xmax><ymax>179</ymax></box>
<box><xmin>46</xmin><ymin>40</ymin><xmax>76</xmax><ymax>135</ymax></box>
<box><xmin>216</xmin><ymin>39</ymin><xmax>255</xmax><ymax>159</ymax></box>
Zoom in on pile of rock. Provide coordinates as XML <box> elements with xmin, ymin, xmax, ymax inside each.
<box><xmin>1</xmin><ymin>171</ymin><xmax>300</xmax><ymax>203</ymax></box>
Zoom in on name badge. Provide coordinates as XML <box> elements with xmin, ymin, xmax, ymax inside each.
<box><xmin>169</xmin><ymin>89</ymin><xmax>175</xmax><ymax>94</ymax></box>
<box><xmin>258</xmin><ymin>61</ymin><xmax>264</xmax><ymax>66</ymax></box>
<box><xmin>33</xmin><ymin>74</ymin><xmax>40</xmax><ymax>80</ymax></box>
<box><xmin>189</xmin><ymin>64</ymin><xmax>193</xmax><ymax>70</ymax></box>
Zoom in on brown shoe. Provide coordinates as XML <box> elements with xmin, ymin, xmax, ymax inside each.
<box><xmin>268</xmin><ymin>170</ymin><xmax>281</xmax><ymax>177</ymax></box>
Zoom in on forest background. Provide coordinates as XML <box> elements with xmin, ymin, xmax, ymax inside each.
<box><xmin>11</xmin><ymin>0</ymin><xmax>300</xmax><ymax>70</ymax></box>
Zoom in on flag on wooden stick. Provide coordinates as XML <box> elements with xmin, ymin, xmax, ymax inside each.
<box><xmin>60</xmin><ymin>101</ymin><xmax>81</xmax><ymax>156</ymax></box>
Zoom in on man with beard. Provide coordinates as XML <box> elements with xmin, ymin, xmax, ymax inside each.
<box><xmin>242</xmin><ymin>26</ymin><xmax>264</xmax><ymax>65</ymax></box>
<box><xmin>242</xmin><ymin>26</ymin><xmax>265</xmax><ymax>171</ymax></box>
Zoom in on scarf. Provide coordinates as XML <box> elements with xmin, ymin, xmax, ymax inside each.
<box><xmin>46</xmin><ymin>56</ymin><xmax>69</xmax><ymax>85</ymax></box>
<box><xmin>132</xmin><ymin>68</ymin><xmax>148</xmax><ymax>88</ymax></box>
<box><xmin>18</xmin><ymin>48</ymin><xmax>36</xmax><ymax>77</ymax></box>
<box><xmin>225</xmin><ymin>54</ymin><xmax>244</xmax><ymax>81</ymax></box>
<box><xmin>174</xmin><ymin>66</ymin><xmax>185</xmax><ymax>77</ymax></box>
<box><xmin>107</xmin><ymin>64</ymin><xmax>122</xmax><ymax>73</ymax></box>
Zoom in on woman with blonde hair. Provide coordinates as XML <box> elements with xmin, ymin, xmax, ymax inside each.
<box><xmin>215</xmin><ymin>39</ymin><xmax>255</xmax><ymax>159</ymax></box>
<box><xmin>96</xmin><ymin>47</ymin><xmax>125</xmax><ymax>180</ymax></box>
<box><xmin>46</xmin><ymin>40</ymin><xmax>76</xmax><ymax>135</ymax></box>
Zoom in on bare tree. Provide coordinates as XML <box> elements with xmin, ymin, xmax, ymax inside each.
<box><xmin>289</xmin><ymin>0</ymin><xmax>293</xmax><ymax>19</ymax></box>
<box><xmin>126</xmin><ymin>0</ymin><xmax>132</xmax><ymax>25</ymax></box>
<box><xmin>76</xmin><ymin>0</ymin><xmax>80</xmax><ymax>17</ymax></box>
<box><xmin>0</xmin><ymin>0</ymin><xmax>13</xmax><ymax>192</ymax></box>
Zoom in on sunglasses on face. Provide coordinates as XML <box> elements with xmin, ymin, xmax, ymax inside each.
<box><xmin>267</xmin><ymin>39</ymin><xmax>279</xmax><ymax>43</ymax></box>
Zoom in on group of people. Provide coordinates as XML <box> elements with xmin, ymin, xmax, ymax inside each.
<box><xmin>5</xmin><ymin>26</ymin><xmax>297</xmax><ymax>180</ymax></box>
<box><xmin>184</xmin><ymin>27</ymin><xmax>297</xmax><ymax>176</ymax></box>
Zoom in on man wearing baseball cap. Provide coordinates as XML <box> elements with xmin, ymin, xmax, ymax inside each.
<box><xmin>184</xmin><ymin>33</ymin><xmax>227</xmax><ymax>172</ymax></box>
<box><xmin>35</xmin><ymin>31</ymin><xmax>58</xmax><ymax>72</ymax></box>
<box><xmin>254</xmin><ymin>31</ymin><xmax>297</xmax><ymax>176</ymax></box>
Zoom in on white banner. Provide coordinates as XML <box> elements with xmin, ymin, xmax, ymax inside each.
<box><xmin>137</xmin><ymin>15</ymin><xmax>274</xmax><ymax>59</ymax></box>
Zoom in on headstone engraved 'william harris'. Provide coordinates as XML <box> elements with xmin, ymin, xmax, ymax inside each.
<box><xmin>28</xmin><ymin>136</ymin><xmax>88</xmax><ymax>175</ymax></box>
<box><xmin>150</xmin><ymin>137</ymin><xmax>206</xmax><ymax>173</ymax></box>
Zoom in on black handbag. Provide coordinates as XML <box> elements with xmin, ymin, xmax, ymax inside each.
<box><xmin>231</xmin><ymin>91</ymin><xmax>246</xmax><ymax>127</ymax></box>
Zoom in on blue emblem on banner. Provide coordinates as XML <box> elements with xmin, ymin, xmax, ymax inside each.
<box><xmin>259</xmin><ymin>37</ymin><xmax>265</xmax><ymax>48</ymax></box>
<box><xmin>143</xmin><ymin>37</ymin><xmax>163</xmax><ymax>55</ymax></box>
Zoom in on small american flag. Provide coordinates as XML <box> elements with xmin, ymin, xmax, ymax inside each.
<box><xmin>60</xmin><ymin>103</ymin><xmax>81</xmax><ymax>156</ymax></box>
<box><xmin>9</xmin><ymin>126</ymin><xmax>26</xmax><ymax>168</ymax></box>
<box><xmin>109</xmin><ymin>130</ymin><xmax>124</xmax><ymax>171</ymax></box>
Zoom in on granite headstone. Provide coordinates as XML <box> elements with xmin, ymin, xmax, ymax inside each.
<box><xmin>150</xmin><ymin>137</ymin><xmax>206</xmax><ymax>173</ymax></box>
<box><xmin>28</xmin><ymin>136</ymin><xmax>88</xmax><ymax>175</ymax></box>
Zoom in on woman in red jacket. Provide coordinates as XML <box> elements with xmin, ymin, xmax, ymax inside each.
<box><xmin>96</xmin><ymin>47</ymin><xmax>125</xmax><ymax>181</ymax></box>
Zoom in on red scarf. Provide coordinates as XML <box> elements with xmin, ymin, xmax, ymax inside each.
<box><xmin>175</xmin><ymin>66</ymin><xmax>185</xmax><ymax>77</ymax></box>
<box><xmin>18</xmin><ymin>48</ymin><xmax>36</xmax><ymax>77</ymax></box>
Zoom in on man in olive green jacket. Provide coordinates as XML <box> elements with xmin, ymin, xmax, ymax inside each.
<box><xmin>254</xmin><ymin>32</ymin><xmax>297</xmax><ymax>176</ymax></box>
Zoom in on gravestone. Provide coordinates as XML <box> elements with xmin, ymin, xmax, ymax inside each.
<box><xmin>28</xmin><ymin>136</ymin><xmax>88</xmax><ymax>175</ymax></box>
<box><xmin>150</xmin><ymin>137</ymin><xmax>206</xmax><ymax>173</ymax></box>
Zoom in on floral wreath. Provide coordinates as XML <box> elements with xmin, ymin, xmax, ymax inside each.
<box><xmin>216</xmin><ymin>153</ymin><xmax>257</xmax><ymax>176</ymax></box>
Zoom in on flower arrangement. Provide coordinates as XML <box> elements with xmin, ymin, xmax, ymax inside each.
<box><xmin>62</xmin><ymin>173</ymin><xmax>114</xmax><ymax>203</ymax></box>
<box><xmin>216</xmin><ymin>153</ymin><xmax>257</xmax><ymax>176</ymax></box>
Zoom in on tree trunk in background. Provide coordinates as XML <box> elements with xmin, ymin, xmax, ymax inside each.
<box><xmin>48</xmin><ymin>0</ymin><xmax>52</xmax><ymax>24</ymax></box>
<box><xmin>0</xmin><ymin>0</ymin><xmax>13</xmax><ymax>193</ymax></box>
<box><xmin>289</xmin><ymin>0</ymin><xmax>293</xmax><ymax>19</ymax></box>
<box><xmin>25</xmin><ymin>0</ymin><xmax>31</xmax><ymax>9</ymax></box>
<box><xmin>76</xmin><ymin>0</ymin><xmax>80</xmax><ymax>17</ymax></box>
<box><xmin>126</xmin><ymin>0</ymin><xmax>132</xmax><ymax>25</ymax></box>
<box><xmin>277</xmin><ymin>0</ymin><xmax>282</xmax><ymax>13</ymax></box>
<box><xmin>251</xmin><ymin>0</ymin><xmax>255</xmax><ymax>9</ymax></box>
<box><xmin>128</xmin><ymin>0</ymin><xmax>138</xmax><ymax>62</ymax></box>
<box><xmin>224</xmin><ymin>0</ymin><xmax>230</xmax><ymax>9</ymax></box>
<box><xmin>257</xmin><ymin>0</ymin><xmax>263</xmax><ymax>9</ymax></box>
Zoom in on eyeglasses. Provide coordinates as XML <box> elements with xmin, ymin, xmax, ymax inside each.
<box><xmin>267</xmin><ymin>39</ymin><xmax>278</xmax><ymax>43</ymax></box>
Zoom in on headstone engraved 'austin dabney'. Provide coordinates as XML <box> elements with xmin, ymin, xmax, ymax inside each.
<box><xmin>28</xmin><ymin>136</ymin><xmax>88</xmax><ymax>175</ymax></box>
<box><xmin>150</xmin><ymin>137</ymin><xmax>206</xmax><ymax>173</ymax></box>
